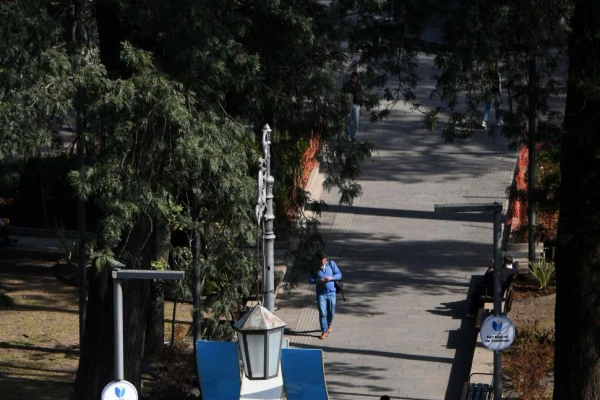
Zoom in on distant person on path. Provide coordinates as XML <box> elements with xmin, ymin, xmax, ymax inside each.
<box><xmin>0</xmin><ymin>218</ymin><xmax>10</xmax><ymax>243</ymax></box>
<box><xmin>342</xmin><ymin>72</ymin><xmax>363</xmax><ymax>141</ymax></box>
<box><xmin>481</xmin><ymin>62</ymin><xmax>503</xmax><ymax>129</ymax></box>
<box><xmin>466</xmin><ymin>255</ymin><xmax>515</xmax><ymax>317</ymax></box>
<box><xmin>309</xmin><ymin>251</ymin><xmax>342</xmax><ymax>340</ymax></box>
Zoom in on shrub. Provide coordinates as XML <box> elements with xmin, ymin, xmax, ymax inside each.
<box><xmin>528</xmin><ymin>259</ymin><xmax>556</xmax><ymax>290</ymax></box>
<box><xmin>148</xmin><ymin>325</ymin><xmax>195</xmax><ymax>399</ymax></box>
<box><xmin>504</xmin><ymin>324</ymin><xmax>554</xmax><ymax>400</ymax></box>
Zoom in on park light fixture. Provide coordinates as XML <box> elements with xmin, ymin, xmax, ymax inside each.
<box><xmin>233</xmin><ymin>305</ymin><xmax>286</xmax><ymax>380</ymax></box>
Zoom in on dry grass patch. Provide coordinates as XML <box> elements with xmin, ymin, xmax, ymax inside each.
<box><xmin>503</xmin><ymin>273</ymin><xmax>556</xmax><ymax>400</ymax></box>
<box><xmin>0</xmin><ymin>257</ymin><xmax>78</xmax><ymax>400</ymax></box>
<box><xmin>0</xmin><ymin>250</ymin><xmax>194</xmax><ymax>400</ymax></box>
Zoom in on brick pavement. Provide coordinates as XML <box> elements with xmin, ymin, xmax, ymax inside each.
<box><xmin>274</xmin><ymin>55</ymin><xmax>518</xmax><ymax>400</ymax></box>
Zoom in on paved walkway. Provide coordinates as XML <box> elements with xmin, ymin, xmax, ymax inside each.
<box><xmin>275</xmin><ymin>54</ymin><xmax>518</xmax><ymax>400</ymax></box>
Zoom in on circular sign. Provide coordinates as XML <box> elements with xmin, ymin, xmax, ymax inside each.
<box><xmin>480</xmin><ymin>314</ymin><xmax>516</xmax><ymax>351</ymax></box>
<box><xmin>101</xmin><ymin>380</ymin><xmax>138</xmax><ymax>400</ymax></box>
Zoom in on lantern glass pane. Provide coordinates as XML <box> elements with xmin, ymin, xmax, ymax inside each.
<box><xmin>246</xmin><ymin>333</ymin><xmax>265</xmax><ymax>378</ymax></box>
<box><xmin>237</xmin><ymin>332</ymin><xmax>248</xmax><ymax>375</ymax></box>
<box><xmin>267</xmin><ymin>328</ymin><xmax>283</xmax><ymax>377</ymax></box>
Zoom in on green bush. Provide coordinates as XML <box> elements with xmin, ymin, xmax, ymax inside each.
<box><xmin>528</xmin><ymin>259</ymin><xmax>556</xmax><ymax>290</ymax></box>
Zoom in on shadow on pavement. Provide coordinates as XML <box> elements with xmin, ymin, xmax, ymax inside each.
<box><xmin>292</xmin><ymin>342</ymin><xmax>454</xmax><ymax>364</ymax></box>
<box><xmin>284</xmin><ymin>328</ymin><xmax>321</xmax><ymax>339</ymax></box>
<box><xmin>306</xmin><ymin>204</ymin><xmax>499</xmax><ymax>224</ymax></box>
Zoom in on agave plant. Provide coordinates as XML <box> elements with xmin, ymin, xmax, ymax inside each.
<box><xmin>528</xmin><ymin>259</ymin><xmax>556</xmax><ymax>290</ymax></box>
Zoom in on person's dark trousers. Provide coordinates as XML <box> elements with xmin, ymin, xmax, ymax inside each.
<box><xmin>0</xmin><ymin>227</ymin><xmax>9</xmax><ymax>242</ymax></box>
<box><xmin>469</xmin><ymin>283</ymin><xmax>489</xmax><ymax>313</ymax></box>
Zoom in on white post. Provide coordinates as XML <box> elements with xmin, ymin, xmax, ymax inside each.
<box><xmin>113</xmin><ymin>277</ymin><xmax>124</xmax><ymax>381</ymax></box>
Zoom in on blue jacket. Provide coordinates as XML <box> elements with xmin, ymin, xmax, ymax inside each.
<box><xmin>309</xmin><ymin>260</ymin><xmax>342</xmax><ymax>295</ymax></box>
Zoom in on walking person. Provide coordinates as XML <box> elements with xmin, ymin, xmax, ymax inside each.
<box><xmin>342</xmin><ymin>72</ymin><xmax>363</xmax><ymax>141</ymax></box>
<box><xmin>481</xmin><ymin>62</ymin><xmax>503</xmax><ymax>129</ymax></box>
<box><xmin>309</xmin><ymin>251</ymin><xmax>342</xmax><ymax>340</ymax></box>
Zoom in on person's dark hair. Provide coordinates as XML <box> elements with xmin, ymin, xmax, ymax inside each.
<box><xmin>503</xmin><ymin>255</ymin><xmax>513</xmax><ymax>264</ymax></box>
<box><xmin>315</xmin><ymin>250</ymin><xmax>326</xmax><ymax>260</ymax></box>
<box><xmin>351</xmin><ymin>71</ymin><xmax>359</xmax><ymax>78</ymax></box>
<box><xmin>380</xmin><ymin>396</ymin><xmax>391</xmax><ymax>400</ymax></box>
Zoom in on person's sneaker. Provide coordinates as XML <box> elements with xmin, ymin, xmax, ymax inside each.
<box><xmin>320</xmin><ymin>332</ymin><xmax>328</xmax><ymax>340</ymax></box>
<box><xmin>481</xmin><ymin>120</ymin><xmax>487</xmax><ymax>129</ymax></box>
<box><xmin>327</xmin><ymin>325</ymin><xmax>333</xmax><ymax>333</ymax></box>
<box><xmin>497</xmin><ymin>119</ymin><xmax>504</xmax><ymax>126</ymax></box>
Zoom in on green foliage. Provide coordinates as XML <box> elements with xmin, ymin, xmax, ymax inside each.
<box><xmin>0</xmin><ymin>0</ymin><xmax>74</xmax><ymax>159</ymax></box>
<box><xmin>430</xmin><ymin>0</ymin><xmax>571</xmax><ymax>141</ymax></box>
<box><xmin>535</xmin><ymin>145</ymin><xmax>561</xmax><ymax>215</ymax></box>
<box><xmin>67</xmin><ymin>43</ymin><xmax>257</xmax><ymax>337</ymax></box>
<box><xmin>322</xmin><ymin>139</ymin><xmax>373</xmax><ymax>205</ymax></box>
<box><xmin>422</xmin><ymin>109</ymin><xmax>440</xmax><ymax>132</ymax></box>
<box><xmin>338</xmin><ymin>0</ymin><xmax>431</xmax><ymax>119</ymax></box>
<box><xmin>528</xmin><ymin>259</ymin><xmax>556</xmax><ymax>290</ymax></box>
<box><xmin>1</xmin><ymin>0</ymin><xmax>375</xmax><ymax>350</ymax></box>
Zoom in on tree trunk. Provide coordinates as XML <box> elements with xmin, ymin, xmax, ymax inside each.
<box><xmin>527</xmin><ymin>56</ymin><xmax>537</xmax><ymax>263</ymax></box>
<box><xmin>170</xmin><ymin>294</ymin><xmax>178</xmax><ymax>347</ymax></box>
<box><xmin>72</xmin><ymin>269</ymin><xmax>114</xmax><ymax>399</ymax></box>
<box><xmin>72</xmin><ymin>216</ymin><xmax>154</xmax><ymax>399</ymax></box>
<box><xmin>72</xmin><ymin>2</ymin><xmax>178</xmax><ymax>397</ymax></box>
<box><xmin>144</xmin><ymin>223</ymin><xmax>170</xmax><ymax>360</ymax></box>
<box><xmin>554</xmin><ymin>1</ymin><xmax>600</xmax><ymax>398</ymax></box>
<box><xmin>144</xmin><ymin>280</ymin><xmax>165</xmax><ymax>359</ymax></box>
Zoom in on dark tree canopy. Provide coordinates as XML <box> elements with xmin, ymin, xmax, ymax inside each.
<box><xmin>0</xmin><ymin>0</ymin><xmax>375</xmax><ymax>398</ymax></box>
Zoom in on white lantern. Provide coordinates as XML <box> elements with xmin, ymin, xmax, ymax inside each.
<box><xmin>233</xmin><ymin>305</ymin><xmax>286</xmax><ymax>380</ymax></box>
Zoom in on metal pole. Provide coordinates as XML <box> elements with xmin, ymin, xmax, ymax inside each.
<box><xmin>493</xmin><ymin>208</ymin><xmax>502</xmax><ymax>399</ymax></box>
<box><xmin>75</xmin><ymin>20</ymin><xmax>87</xmax><ymax>349</ymax></box>
<box><xmin>527</xmin><ymin>56</ymin><xmax>537</xmax><ymax>263</ymax></box>
<box><xmin>192</xmin><ymin>232</ymin><xmax>201</xmax><ymax>344</ymax></box>
<box><xmin>113</xmin><ymin>278</ymin><xmax>124</xmax><ymax>381</ymax></box>
<box><xmin>258</xmin><ymin>124</ymin><xmax>276</xmax><ymax>312</ymax></box>
<box><xmin>493</xmin><ymin>208</ymin><xmax>502</xmax><ymax>315</ymax></box>
<box><xmin>264</xmin><ymin>176</ymin><xmax>276</xmax><ymax>312</ymax></box>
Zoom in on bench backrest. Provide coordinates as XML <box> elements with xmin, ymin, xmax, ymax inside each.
<box><xmin>465</xmin><ymin>383</ymin><xmax>492</xmax><ymax>400</ymax></box>
<box><xmin>196</xmin><ymin>340</ymin><xmax>242</xmax><ymax>400</ymax></box>
<box><xmin>281</xmin><ymin>348</ymin><xmax>328</xmax><ymax>400</ymax></box>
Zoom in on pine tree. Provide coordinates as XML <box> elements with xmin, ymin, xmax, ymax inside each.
<box><xmin>1</xmin><ymin>0</ymin><xmax>374</xmax><ymax>397</ymax></box>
